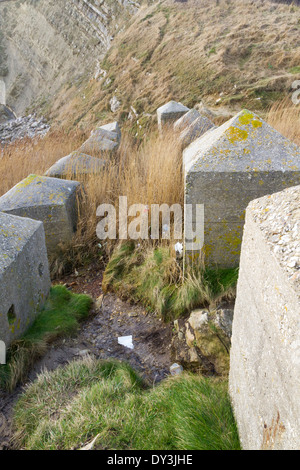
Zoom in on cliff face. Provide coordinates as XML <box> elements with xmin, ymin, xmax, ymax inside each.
<box><xmin>0</xmin><ymin>0</ymin><xmax>140</xmax><ymax>115</ymax></box>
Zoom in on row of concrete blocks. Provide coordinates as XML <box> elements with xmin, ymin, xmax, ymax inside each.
<box><xmin>0</xmin><ymin>175</ymin><xmax>81</xmax><ymax>347</ymax></box>
<box><xmin>0</xmin><ymin>119</ymin><xmax>121</xmax><ymax>279</ymax></box>
<box><xmin>157</xmin><ymin>100</ymin><xmax>300</xmax><ymax>268</ymax></box>
<box><xmin>45</xmin><ymin>121</ymin><xmax>121</xmax><ymax>179</ymax></box>
<box><xmin>158</xmin><ymin>101</ymin><xmax>300</xmax><ymax>449</ymax></box>
<box><xmin>0</xmin><ymin>121</ymin><xmax>121</xmax><ymax>347</ymax></box>
<box><xmin>157</xmin><ymin>100</ymin><xmax>216</xmax><ymax>149</ymax></box>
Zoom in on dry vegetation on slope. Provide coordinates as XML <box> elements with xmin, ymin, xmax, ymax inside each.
<box><xmin>45</xmin><ymin>0</ymin><xmax>300</xmax><ymax>132</ymax></box>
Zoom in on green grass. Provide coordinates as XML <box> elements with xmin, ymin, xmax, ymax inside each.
<box><xmin>0</xmin><ymin>286</ymin><xmax>92</xmax><ymax>392</ymax></box>
<box><xmin>103</xmin><ymin>243</ymin><xmax>238</xmax><ymax>321</ymax></box>
<box><xmin>13</xmin><ymin>358</ymin><xmax>241</xmax><ymax>450</ymax></box>
<box><xmin>290</xmin><ymin>66</ymin><xmax>300</xmax><ymax>74</ymax></box>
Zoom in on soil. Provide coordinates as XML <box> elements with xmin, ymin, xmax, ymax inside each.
<box><xmin>0</xmin><ymin>262</ymin><xmax>173</xmax><ymax>450</ymax></box>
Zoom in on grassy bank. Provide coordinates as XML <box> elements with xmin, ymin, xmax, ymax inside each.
<box><xmin>13</xmin><ymin>357</ymin><xmax>240</xmax><ymax>450</ymax></box>
<box><xmin>103</xmin><ymin>243</ymin><xmax>238</xmax><ymax>321</ymax></box>
<box><xmin>0</xmin><ymin>286</ymin><xmax>92</xmax><ymax>392</ymax></box>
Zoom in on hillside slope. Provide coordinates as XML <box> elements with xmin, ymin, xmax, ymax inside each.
<box><xmin>44</xmin><ymin>0</ymin><xmax>300</xmax><ymax>132</ymax></box>
<box><xmin>1</xmin><ymin>0</ymin><xmax>299</xmax><ymax>132</ymax></box>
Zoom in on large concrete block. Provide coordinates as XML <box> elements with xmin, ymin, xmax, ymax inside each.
<box><xmin>184</xmin><ymin>109</ymin><xmax>300</xmax><ymax>267</ymax></box>
<box><xmin>0</xmin><ymin>175</ymin><xmax>81</xmax><ymax>256</ymax></box>
<box><xmin>45</xmin><ymin>152</ymin><xmax>105</xmax><ymax>179</ymax></box>
<box><xmin>79</xmin><ymin>133</ymin><xmax>119</xmax><ymax>157</ymax></box>
<box><xmin>157</xmin><ymin>100</ymin><xmax>189</xmax><ymax>132</ymax></box>
<box><xmin>174</xmin><ymin>109</ymin><xmax>201</xmax><ymax>133</ymax></box>
<box><xmin>179</xmin><ymin>115</ymin><xmax>215</xmax><ymax>149</ymax></box>
<box><xmin>0</xmin><ymin>212</ymin><xmax>51</xmax><ymax>347</ymax></box>
<box><xmin>95</xmin><ymin>121</ymin><xmax>121</xmax><ymax>142</ymax></box>
<box><xmin>229</xmin><ymin>185</ymin><xmax>300</xmax><ymax>450</ymax></box>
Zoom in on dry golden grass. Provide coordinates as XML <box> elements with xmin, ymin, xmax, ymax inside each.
<box><xmin>266</xmin><ymin>98</ymin><xmax>300</xmax><ymax>146</ymax></box>
<box><xmin>0</xmin><ymin>97</ymin><xmax>299</xmax><ymax>277</ymax></box>
<box><xmin>49</xmin><ymin>129</ymin><xmax>184</xmax><ymax>276</ymax></box>
<box><xmin>0</xmin><ymin>130</ymin><xmax>87</xmax><ymax>197</ymax></box>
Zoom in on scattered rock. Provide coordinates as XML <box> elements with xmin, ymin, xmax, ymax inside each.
<box><xmin>0</xmin><ymin>113</ymin><xmax>50</xmax><ymax>146</ymax></box>
<box><xmin>171</xmin><ymin>307</ymin><xmax>234</xmax><ymax>376</ymax></box>
<box><xmin>110</xmin><ymin>95</ymin><xmax>121</xmax><ymax>113</ymax></box>
<box><xmin>0</xmin><ymin>105</ymin><xmax>16</xmax><ymax>125</ymax></box>
<box><xmin>170</xmin><ymin>363</ymin><xmax>183</xmax><ymax>376</ymax></box>
<box><xmin>77</xmin><ymin>349</ymin><xmax>91</xmax><ymax>357</ymax></box>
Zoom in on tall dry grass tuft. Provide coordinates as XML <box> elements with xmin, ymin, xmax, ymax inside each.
<box><xmin>266</xmin><ymin>98</ymin><xmax>300</xmax><ymax>146</ymax></box>
<box><xmin>50</xmin><ymin>129</ymin><xmax>184</xmax><ymax>276</ymax></box>
<box><xmin>0</xmin><ymin>130</ymin><xmax>88</xmax><ymax>197</ymax></box>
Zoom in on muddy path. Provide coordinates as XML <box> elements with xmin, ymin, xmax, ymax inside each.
<box><xmin>0</xmin><ymin>264</ymin><xmax>173</xmax><ymax>450</ymax></box>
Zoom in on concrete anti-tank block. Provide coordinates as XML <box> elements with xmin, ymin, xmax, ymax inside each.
<box><xmin>229</xmin><ymin>185</ymin><xmax>300</xmax><ymax>450</ymax></box>
<box><xmin>184</xmin><ymin>109</ymin><xmax>300</xmax><ymax>267</ymax></box>
<box><xmin>45</xmin><ymin>152</ymin><xmax>105</xmax><ymax>179</ymax></box>
<box><xmin>0</xmin><ymin>175</ymin><xmax>81</xmax><ymax>256</ymax></box>
<box><xmin>79</xmin><ymin>133</ymin><xmax>119</xmax><ymax>157</ymax></box>
<box><xmin>0</xmin><ymin>212</ymin><xmax>51</xmax><ymax>347</ymax></box>
<box><xmin>179</xmin><ymin>115</ymin><xmax>215</xmax><ymax>149</ymax></box>
<box><xmin>94</xmin><ymin>121</ymin><xmax>121</xmax><ymax>142</ymax></box>
<box><xmin>157</xmin><ymin>100</ymin><xmax>189</xmax><ymax>132</ymax></box>
<box><xmin>174</xmin><ymin>109</ymin><xmax>201</xmax><ymax>133</ymax></box>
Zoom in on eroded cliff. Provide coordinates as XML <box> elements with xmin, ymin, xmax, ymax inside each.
<box><xmin>0</xmin><ymin>0</ymin><xmax>140</xmax><ymax>115</ymax></box>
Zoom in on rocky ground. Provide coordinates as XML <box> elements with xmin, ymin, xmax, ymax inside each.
<box><xmin>0</xmin><ymin>114</ymin><xmax>50</xmax><ymax>147</ymax></box>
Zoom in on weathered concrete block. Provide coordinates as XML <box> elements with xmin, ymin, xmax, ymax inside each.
<box><xmin>90</xmin><ymin>127</ymin><xmax>120</xmax><ymax>144</ymax></box>
<box><xmin>0</xmin><ymin>212</ymin><xmax>51</xmax><ymax>347</ymax></box>
<box><xmin>79</xmin><ymin>134</ymin><xmax>119</xmax><ymax>157</ymax></box>
<box><xmin>179</xmin><ymin>115</ymin><xmax>215</xmax><ymax>149</ymax></box>
<box><xmin>229</xmin><ymin>185</ymin><xmax>300</xmax><ymax>450</ymax></box>
<box><xmin>184</xmin><ymin>109</ymin><xmax>300</xmax><ymax>267</ymax></box>
<box><xmin>96</xmin><ymin>121</ymin><xmax>121</xmax><ymax>142</ymax></box>
<box><xmin>157</xmin><ymin>100</ymin><xmax>189</xmax><ymax>132</ymax></box>
<box><xmin>0</xmin><ymin>175</ymin><xmax>81</xmax><ymax>256</ymax></box>
<box><xmin>45</xmin><ymin>152</ymin><xmax>105</xmax><ymax>179</ymax></box>
<box><xmin>174</xmin><ymin>109</ymin><xmax>201</xmax><ymax>133</ymax></box>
